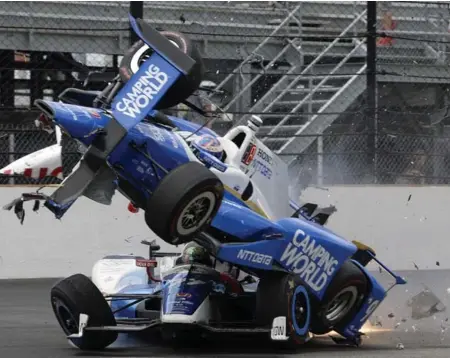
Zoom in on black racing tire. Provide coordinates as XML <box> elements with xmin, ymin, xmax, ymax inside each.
<box><xmin>255</xmin><ymin>273</ymin><xmax>311</xmax><ymax>349</ymax></box>
<box><xmin>50</xmin><ymin>274</ymin><xmax>117</xmax><ymax>350</ymax></box>
<box><xmin>119</xmin><ymin>31</ymin><xmax>205</xmax><ymax>110</ymax></box>
<box><xmin>309</xmin><ymin>260</ymin><xmax>368</xmax><ymax>335</ymax></box>
<box><xmin>145</xmin><ymin>161</ymin><xmax>224</xmax><ymax>245</ymax></box>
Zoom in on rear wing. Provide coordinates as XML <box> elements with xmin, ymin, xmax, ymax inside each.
<box><xmin>111</xmin><ymin>15</ymin><xmax>196</xmax><ymax>130</ymax></box>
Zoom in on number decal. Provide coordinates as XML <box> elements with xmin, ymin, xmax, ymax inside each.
<box><xmin>242</xmin><ymin>143</ymin><xmax>257</xmax><ymax>165</ymax></box>
<box><xmin>360</xmin><ymin>299</ymin><xmax>381</xmax><ymax>322</ymax></box>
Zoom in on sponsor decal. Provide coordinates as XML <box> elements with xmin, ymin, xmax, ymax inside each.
<box><xmin>136</xmin><ymin>123</ymin><xmax>180</xmax><ymax>150</ymax></box>
<box><xmin>271</xmin><ymin>316</ymin><xmax>289</xmax><ymax>341</ymax></box>
<box><xmin>135</xmin><ymin>259</ymin><xmax>157</xmax><ymax>268</ymax></box>
<box><xmin>212</xmin><ymin>282</ymin><xmax>226</xmax><ymax>294</ymax></box>
<box><xmin>89</xmin><ymin>110</ymin><xmax>101</xmax><ymax>119</ymax></box>
<box><xmin>69</xmin><ymin>313</ymin><xmax>89</xmax><ymax>338</ymax></box>
<box><xmin>115</xmin><ymin>64</ymin><xmax>169</xmax><ymax>119</ymax></box>
<box><xmin>168</xmin><ymin>301</ymin><xmax>192</xmax><ymax>314</ymax></box>
<box><xmin>237</xmin><ymin>249</ymin><xmax>272</xmax><ymax>266</ymax></box>
<box><xmin>280</xmin><ymin>229</ymin><xmax>339</xmax><ymax>292</ymax></box>
<box><xmin>251</xmin><ymin>159</ymin><xmax>272</xmax><ymax>179</ymax></box>
<box><xmin>288</xmin><ymin>279</ymin><xmax>295</xmax><ymax>289</ymax></box>
<box><xmin>176</xmin><ymin>292</ymin><xmax>192</xmax><ymax>298</ymax></box>
<box><xmin>169</xmin><ymin>134</ymin><xmax>179</xmax><ymax>149</ymax></box>
<box><xmin>241</xmin><ymin>142</ymin><xmax>257</xmax><ymax>165</ymax></box>
<box><xmin>136</xmin><ymin>123</ymin><xmax>165</xmax><ymax>142</ymax></box>
<box><xmin>173</xmin><ymin>299</ymin><xmax>194</xmax><ymax>306</ymax></box>
<box><xmin>196</xmin><ymin>150</ymin><xmax>227</xmax><ymax>172</ymax></box>
<box><xmin>221</xmin><ymin>199</ymin><xmax>245</xmax><ymax>210</ymax></box>
<box><xmin>257</xmin><ymin>148</ymin><xmax>273</xmax><ymax>165</ymax></box>
<box><xmin>149</xmin><ymin>126</ymin><xmax>165</xmax><ymax>142</ymax></box>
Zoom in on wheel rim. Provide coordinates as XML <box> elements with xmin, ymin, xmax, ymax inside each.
<box><xmin>52</xmin><ymin>297</ymin><xmax>79</xmax><ymax>335</ymax></box>
<box><xmin>130</xmin><ymin>40</ymin><xmax>180</xmax><ymax>74</ymax></box>
<box><xmin>294</xmin><ymin>292</ymin><xmax>308</xmax><ymax>329</ymax></box>
<box><xmin>324</xmin><ymin>286</ymin><xmax>358</xmax><ymax>323</ymax></box>
<box><xmin>176</xmin><ymin>191</ymin><xmax>216</xmax><ymax>236</ymax></box>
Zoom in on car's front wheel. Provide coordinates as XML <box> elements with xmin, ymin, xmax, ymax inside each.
<box><xmin>309</xmin><ymin>260</ymin><xmax>368</xmax><ymax>335</ymax></box>
<box><xmin>145</xmin><ymin>162</ymin><xmax>224</xmax><ymax>245</ymax></box>
<box><xmin>50</xmin><ymin>274</ymin><xmax>117</xmax><ymax>350</ymax></box>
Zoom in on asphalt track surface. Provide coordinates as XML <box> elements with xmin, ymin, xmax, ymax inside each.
<box><xmin>2</xmin><ymin>271</ymin><xmax>450</xmax><ymax>358</ymax></box>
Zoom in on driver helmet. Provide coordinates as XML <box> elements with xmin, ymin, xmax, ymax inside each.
<box><xmin>191</xmin><ymin>134</ymin><xmax>224</xmax><ymax>161</ymax></box>
<box><xmin>175</xmin><ymin>242</ymin><xmax>213</xmax><ymax>267</ymax></box>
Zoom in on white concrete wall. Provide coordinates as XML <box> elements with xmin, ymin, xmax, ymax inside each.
<box><xmin>0</xmin><ymin>185</ymin><xmax>447</xmax><ymax>278</ymax></box>
<box><xmin>0</xmin><ymin>187</ymin><xmax>171</xmax><ymax>279</ymax></box>
<box><xmin>301</xmin><ymin>185</ymin><xmax>449</xmax><ymax>271</ymax></box>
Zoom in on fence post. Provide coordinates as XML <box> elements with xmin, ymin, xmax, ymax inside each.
<box><xmin>8</xmin><ymin>133</ymin><xmax>15</xmax><ymax>185</ymax></box>
<box><xmin>0</xmin><ymin>50</ymin><xmax>14</xmax><ymax>109</ymax></box>
<box><xmin>317</xmin><ymin>136</ymin><xmax>323</xmax><ymax>186</ymax></box>
<box><xmin>129</xmin><ymin>1</ymin><xmax>144</xmax><ymax>45</ymax></box>
<box><xmin>366</xmin><ymin>1</ymin><xmax>377</xmax><ymax>183</ymax></box>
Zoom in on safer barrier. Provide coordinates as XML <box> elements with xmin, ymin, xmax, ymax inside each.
<box><xmin>0</xmin><ymin>185</ymin><xmax>447</xmax><ymax>279</ymax></box>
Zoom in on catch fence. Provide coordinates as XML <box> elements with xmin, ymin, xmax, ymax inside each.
<box><xmin>1</xmin><ymin>1</ymin><xmax>450</xmax><ymax>186</ymax></box>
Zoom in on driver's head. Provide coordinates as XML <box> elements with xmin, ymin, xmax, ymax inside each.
<box><xmin>191</xmin><ymin>134</ymin><xmax>224</xmax><ymax>161</ymax></box>
<box><xmin>175</xmin><ymin>242</ymin><xmax>213</xmax><ymax>267</ymax></box>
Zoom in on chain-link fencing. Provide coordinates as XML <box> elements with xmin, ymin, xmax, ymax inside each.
<box><xmin>372</xmin><ymin>1</ymin><xmax>450</xmax><ymax>185</ymax></box>
<box><xmin>264</xmin><ymin>1</ymin><xmax>450</xmax><ymax>187</ymax></box>
<box><xmin>1</xmin><ymin>1</ymin><xmax>450</xmax><ymax>186</ymax></box>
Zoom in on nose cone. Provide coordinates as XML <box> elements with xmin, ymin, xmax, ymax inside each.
<box><xmin>0</xmin><ymin>144</ymin><xmax>63</xmax><ymax>180</ymax></box>
<box><xmin>35</xmin><ymin>100</ymin><xmax>109</xmax><ymax>146</ymax></box>
<box><xmin>54</xmin><ymin>109</ymin><xmax>99</xmax><ymax>141</ymax></box>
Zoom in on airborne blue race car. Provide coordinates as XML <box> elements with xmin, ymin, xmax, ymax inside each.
<box><xmin>3</xmin><ymin>15</ymin><xmax>406</xmax><ymax>351</ymax></box>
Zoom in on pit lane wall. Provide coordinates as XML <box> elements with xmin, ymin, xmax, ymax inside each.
<box><xmin>0</xmin><ymin>185</ymin><xmax>445</xmax><ymax>279</ymax></box>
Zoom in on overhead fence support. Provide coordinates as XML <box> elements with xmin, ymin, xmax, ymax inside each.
<box><xmin>366</xmin><ymin>1</ymin><xmax>377</xmax><ymax>183</ymax></box>
<box><xmin>129</xmin><ymin>1</ymin><xmax>144</xmax><ymax>45</ymax></box>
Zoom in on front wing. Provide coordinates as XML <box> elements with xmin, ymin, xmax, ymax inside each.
<box><xmin>69</xmin><ymin>314</ymin><xmax>271</xmax><ymax>341</ymax></box>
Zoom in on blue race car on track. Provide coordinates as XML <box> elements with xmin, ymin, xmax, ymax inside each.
<box><xmin>3</xmin><ymin>15</ymin><xmax>406</xmax><ymax>351</ymax></box>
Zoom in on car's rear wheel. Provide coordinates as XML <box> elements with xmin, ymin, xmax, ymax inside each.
<box><xmin>145</xmin><ymin>162</ymin><xmax>224</xmax><ymax>245</ymax></box>
<box><xmin>309</xmin><ymin>260</ymin><xmax>368</xmax><ymax>335</ymax></box>
<box><xmin>119</xmin><ymin>31</ymin><xmax>204</xmax><ymax>110</ymax></box>
<box><xmin>50</xmin><ymin>274</ymin><xmax>117</xmax><ymax>350</ymax></box>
